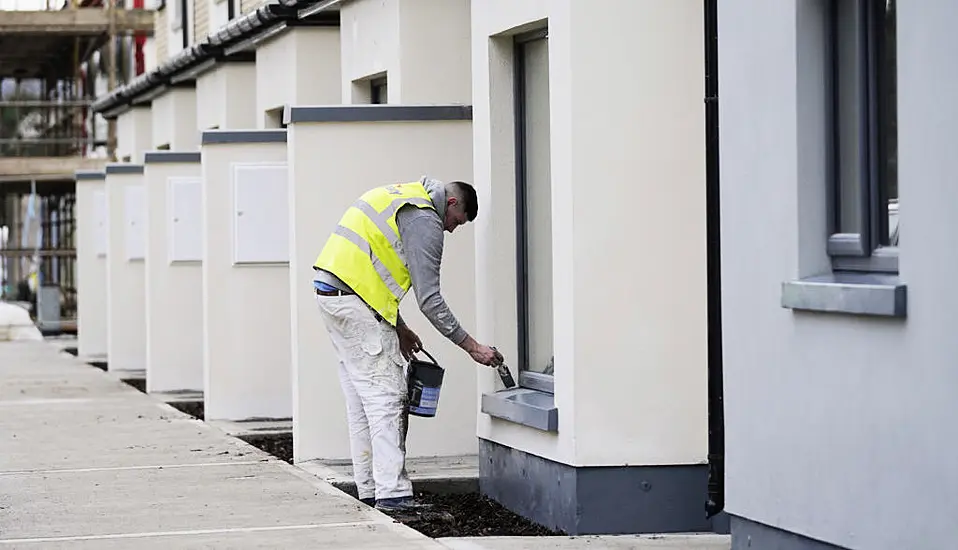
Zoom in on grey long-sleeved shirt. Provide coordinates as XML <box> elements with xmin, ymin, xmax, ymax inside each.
<box><xmin>314</xmin><ymin>177</ymin><xmax>468</xmax><ymax>345</ymax></box>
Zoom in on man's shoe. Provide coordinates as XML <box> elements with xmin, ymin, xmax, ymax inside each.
<box><xmin>359</xmin><ymin>497</ymin><xmax>375</xmax><ymax>507</ymax></box>
<box><xmin>374</xmin><ymin>496</ymin><xmax>433</xmax><ymax>512</ymax></box>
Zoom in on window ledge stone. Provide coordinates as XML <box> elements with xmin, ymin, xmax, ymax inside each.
<box><xmin>481</xmin><ymin>388</ymin><xmax>558</xmax><ymax>433</ymax></box>
<box><xmin>781</xmin><ymin>272</ymin><xmax>906</xmax><ymax>317</ymax></box>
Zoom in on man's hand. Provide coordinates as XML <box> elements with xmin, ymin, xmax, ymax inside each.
<box><xmin>397</xmin><ymin>323</ymin><xmax>423</xmax><ymax>361</ymax></box>
<box><xmin>459</xmin><ymin>335</ymin><xmax>499</xmax><ymax>366</ymax></box>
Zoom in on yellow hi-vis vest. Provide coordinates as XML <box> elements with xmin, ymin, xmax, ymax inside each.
<box><xmin>313</xmin><ymin>181</ymin><xmax>436</xmax><ymax>325</ymax></box>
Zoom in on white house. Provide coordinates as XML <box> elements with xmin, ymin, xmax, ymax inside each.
<box><xmin>719</xmin><ymin>1</ymin><xmax>957</xmax><ymax>548</ymax></box>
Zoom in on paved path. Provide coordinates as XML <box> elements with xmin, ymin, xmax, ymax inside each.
<box><xmin>0</xmin><ymin>340</ymin><xmax>442</xmax><ymax>548</ymax></box>
<box><xmin>0</xmin><ymin>339</ymin><xmax>731</xmax><ymax>550</ymax></box>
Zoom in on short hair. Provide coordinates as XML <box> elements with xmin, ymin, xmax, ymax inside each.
<box><xmin>447</xmin><ymin>181</ymin><xmax>478</xmax><ymax>221</ymax></box>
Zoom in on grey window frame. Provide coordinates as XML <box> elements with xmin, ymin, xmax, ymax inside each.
<box><xmin>513</xmin><ymin>27</ymin><xmax>553</xmax><ymax>395</ymax></box>
<box><xmin>825</xmin><ymin>0</ymin><xmax>898</xmax><ymax>274</ymax></box>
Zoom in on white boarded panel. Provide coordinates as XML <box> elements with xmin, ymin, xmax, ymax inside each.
<box><xmin>167</xmin><ymin>176</ymin><xmax>203</xmax><ymax>263</ymax></box>
<box><xmin>231</xmin><ymin>162</ymin><xmax>289</xmax><ymax>265</ymax></box>
<box><xmin>124</xmin><ymin>184</ymin><xmax>146</xmax><ymax>261</ymax></box>
<box><xmin>93</xmin><ymin>189</ymin><xmax>108</xmax><ymax>257</ymax></box>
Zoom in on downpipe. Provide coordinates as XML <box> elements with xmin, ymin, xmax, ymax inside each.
<box><xmin>704</xmin><ymin>0</ymin><xmax>725</xmax><ymax>520</ymax></box>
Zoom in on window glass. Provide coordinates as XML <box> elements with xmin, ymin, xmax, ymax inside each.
<box><xmin>835</xmin><ymin>0</ymin><xmax>863</xmax><ymax>234</ymax></box>
<box><xmin>519</xmin><ymin>35</ymin><xmax>554</xmax><ymax>376</ymax></box>
<box><xmin>879</xmin><ymin>0</ymin><xmax>897</xmax><ymax>246</ymax></box>
<box><xmin>830</xmin><ymin>0</ymin><xmax>898</xmax><ymax>254</ymax></box>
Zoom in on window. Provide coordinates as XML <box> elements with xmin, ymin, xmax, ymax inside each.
<box><xmin>370</xmin><ymin>77</ymin><xmax>388</xmax><ymax>105</ymax></box>
<box><xmin>514</xmin><ymin>28</ymin><xmax>554</xmax><ymax>393</ymax></box>
<box><xmin>827</xmin><ymin>0</ymin><xmax>897</xmax><ymax>273</ymax></box>
<box><xmin>170</xmin><ymin>0</ymin><xmax>182</xmax><ymax>31</ymax></box>
<box><xmin>264</xmin><ymin>107</ymin><xmax>286</xmax><ymax>129</ymax></box>
<box><xmin>350</xmin><ymin>74</ymin><xmax>387</xmax><ymax>104</ymax></box>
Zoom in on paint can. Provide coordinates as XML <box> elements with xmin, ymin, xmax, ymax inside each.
<box><xmin>407</xmin><ymin>348</ymin><xmax>445</xmax><ymax>418</ymax></box>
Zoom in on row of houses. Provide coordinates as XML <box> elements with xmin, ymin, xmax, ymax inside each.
<box><xmin>74</xmin><ymin>0</ymin><xmax>955</xmax><ymax>548</ymax></box>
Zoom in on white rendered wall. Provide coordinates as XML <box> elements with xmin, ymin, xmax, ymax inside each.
<box><xmin>472</xmin><ymin>0</ymin><xmax>708</xmax><ymax>467</ymax></box>
<box><xmin>719</xmin><ymin>1</ymin><xmax>958</xmax><ymax>548</ymax></box>
<box><xmin>288</xmin><ymin>120</ymin><xmax>477</xmax><ymax>462</ymax></box>
<box><xmin>75</xmin><ymin>177</ymin><xmax>108</xmax><ymax>358</ymax></box>
<box><xmin>196</xmin><ymin>63</ymin><xmax>257</xmax><ymax>130</ymax></box>
<box><xmin>201</xmin><ymin>140</ymin><xmax>292</xmax><ymax>421</ymax></box>
<box><xmin>105</xmin><ymin>170</ymin><xmax>147</xmax><ymax>372</ymax></box>
<box><xmin>207</xmin><ymin>0</ymin><xmax>229</xmax><ymax>33</ymax></box>
<box><xmin>152</xmin><ymin>88</ymin><xmax>199</xmax><ymax>150</ymax></box>
<box><xmin>340</xmin><ymin>0</ymin><xmax>471</xmax><ymax>104</ymax></box>
<box><xmin>256</xmin><ymin>27</ymin><xmax>341</xmax><ymax>128</ymax></box>
<box><xmin>144</xmin><ymin>161</ymin><xmax>204</xmax><ymax>393</ymax></box>
<box><xmin>116</xmin><ymin>106</ymin><xmax>153</xmax><ymax>163</ymax></box>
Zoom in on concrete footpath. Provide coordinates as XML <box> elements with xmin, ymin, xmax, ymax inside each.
<box><xmin>0</xmin><ymin>340</ymin><xmax>731</xmax><ymax>549</ymax></box>
<box><xmin>0</xmin><ymin>340</ymin><xmax>441</xmax><ymax>548</ymax></box>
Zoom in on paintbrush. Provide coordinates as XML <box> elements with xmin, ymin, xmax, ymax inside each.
<box><xmin>490</xmin><ymin>347</ymin><xmax>516</xmax><ymax>389</ymax></box>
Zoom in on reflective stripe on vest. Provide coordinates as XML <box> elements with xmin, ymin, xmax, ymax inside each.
<box><xmin>313</xmin><ymin>182</ymin><xmax>436</xmax><ymax>325</ymax></box>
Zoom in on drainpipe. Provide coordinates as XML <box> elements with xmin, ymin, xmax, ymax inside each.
<box><xmin>704</xmin><ymin>0</ymin><xmax>725</xmax><ymax>520</ymax></box>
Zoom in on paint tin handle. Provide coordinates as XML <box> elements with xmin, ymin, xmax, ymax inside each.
<box><xmin>413</xmin><ymin>347</ymin><xmax>440</xmax><ymax>367</ymax></box>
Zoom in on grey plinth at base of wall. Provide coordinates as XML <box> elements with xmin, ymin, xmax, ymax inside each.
<box><xmin>781</xmin><ymin>272</ymin><xmax>906</xmax><ymax>317</ymax></box>
<box><xmin>75</xmin><ymin>170</ymin><xmax>106</xmax><ymax>180</ymax></box>
<box><xmin>105</xmin><ymin>164</ymin><xmax>144</xmax><ymax>175</ymax></box>
<box><xmin>201</xmin><ymin>130</ymin><xmax>287</xmax><ymax>144</ymax></box>
<box><xmin>730</xmin><ymin>516</ymin><xmax>848</xmax><ymax>550</ymax></box>
<box><xmin>479</xmin><ymin>439</ymin><xmax>727</xmax><ymax>536</ymax></box>
<box><xmin>284</xmin><ymin>104</ymin><xmax>472</xmax><ymax>124</ymax></box>
<box><xmin>480</xmin><ymin>388</ymin><xmax>557</xmax><ymax>432</ymax></box>
<box><xmin>144</xmin><ymin>151</ymin><xmax>202</xmax><ymax>164</ymax></box>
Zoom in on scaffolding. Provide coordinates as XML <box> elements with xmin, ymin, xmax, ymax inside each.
<box><xmin>0</xmin><ymin>0</ymin><xmax>152</xmax><ymax>332</ymax></box>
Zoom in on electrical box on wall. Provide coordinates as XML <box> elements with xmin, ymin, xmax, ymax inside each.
<box><xmin>93</xmin><ymin>189</ymin><xmax>108</xmax><ymax>257</ymax></box>
<box><xmin>231</xmin><ymin>162</ymin><xmax>289</xmax><ymax>266</ymax></box>
<box><xmin>167</xmin><ymin>176</ymin><xmax>203</xmax><ymax>264</ymax></box>
<box><xmin>124</xmin><ymin>184</ymin><xmax>146</xmax><ymax>261</ymax></box>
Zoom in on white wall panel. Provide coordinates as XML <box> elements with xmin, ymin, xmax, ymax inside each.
<box><xmin>93</xmin><ymin>189</ymin><xmax>108</xmax><ymax>257</ymax></box>
<box><xmin>167</xmin><ymin>176</ymin><xmax>203</xmax><ymax>263</ymax></box>
<box><xmin>124</xmin><ymin>184</ymin><xmax>146</xmax><ymax>261</ymax></box>
<box><xmin>231</xmin><ymin>163</ymin><xmax>289</xmax><ymax>265</ymax></box>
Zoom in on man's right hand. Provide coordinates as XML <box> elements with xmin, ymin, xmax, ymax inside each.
<box><xmin>460</xmin><ymin>336</ymin><xmax>500</xmax><ymax>366</ymax></box>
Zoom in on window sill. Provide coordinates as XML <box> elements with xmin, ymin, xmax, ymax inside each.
<box><xmin>781</xmin><ymin>272</ymin><xmax>906</xmax><ymax>318</ymax></box>
<box><xmin>481</xmin><ymin>388</ymin><xmax>558</xmax><ymax>433</ymax></box>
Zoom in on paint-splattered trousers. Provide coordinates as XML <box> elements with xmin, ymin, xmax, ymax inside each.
<box><xmin>315</xmin><ymin>293</ymin><xmax>412</xmax><ymax>501</ymax></box>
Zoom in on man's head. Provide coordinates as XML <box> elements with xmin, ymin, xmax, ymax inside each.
<box><xmin>443</xmin><ymin>181</ymin><xmax>478</xmax><ymax>233</ymax></box>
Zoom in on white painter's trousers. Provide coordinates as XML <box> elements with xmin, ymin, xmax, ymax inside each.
<box><xmin>316</xmin><ymin>294</ymin><xmax>412</xmax><ymax>501</ymax></box>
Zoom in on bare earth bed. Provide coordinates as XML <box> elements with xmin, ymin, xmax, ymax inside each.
<box><xmin>237</xmin><ymin>432</ymin><xmax>561</xmax><ymax>538</ymax></box>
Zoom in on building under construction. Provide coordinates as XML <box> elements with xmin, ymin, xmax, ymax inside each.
<box><xmin>0</xmin><ymin>0</ymin><xmax>152</xmax><ymax>331</ymax></box>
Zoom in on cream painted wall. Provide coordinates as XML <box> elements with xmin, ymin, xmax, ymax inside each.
<box><xmin>152</xmin><ymin>88</ymin><xmax>199</xmax><ymax>150</ymax></box>
<box><xmin>472</xmin><ymin>0</ymin><xmax>708</xmax><ymax>467</ymax></box>
<box><xmin>340</xmin><ymin>0</ymin><xmax>471</xmax><ymax>104</ymax></box>
<box><xmin>340</xmin><ymin>0</ymin><xmax>398</xmax><ymax>101</ymax></box>
<box><xmin>472</xmin><ymin>0</ymin><xmax>571</xmax><ymax>467</ymax></box>
<box><xmin>144</xmin><ymin>161</ymin><xmax>204</xmax><ymax>393</ymax></box>
<box><xmin>397</xmin><ymin>0</ymin><xmax>471</xmax><ymax>103</ymax></box>
<box><xmin>196</xmin><ymin>63</ymin><xmax>257</xmax><ymax>131</ymax></box>
<box><xmin>105</xmin><ymin>169</ymin><xmax>147</xmax><ymax>372</ymax></box>
<box><xmin>256</xmin><ymin>27</ymin><xmax>341</xmax><ymax>128</ymax></box>
<box><xmin>76</xmin><ymin>177</ymin><xmax>108</xmax><ymax>358</ymax></box>
<box><xmin>287</xmin><ymin>119</ymin><xmax>478</xmax><ymax>462</ymax></box>
<box><xmin>116</xmin><ymin>106</ymin><xmax>153</xmax><ymax>163</ymax></box>
<box><xmin>200</xmin><ymin>140</ymin><xmax>292</xmax><ymax>421</ymax></box>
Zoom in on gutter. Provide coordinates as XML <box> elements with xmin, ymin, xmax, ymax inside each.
<box><xmin>92</xmin><ymin>0</ymin><xmax>338</xmax><ymax>119</ymax></box>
